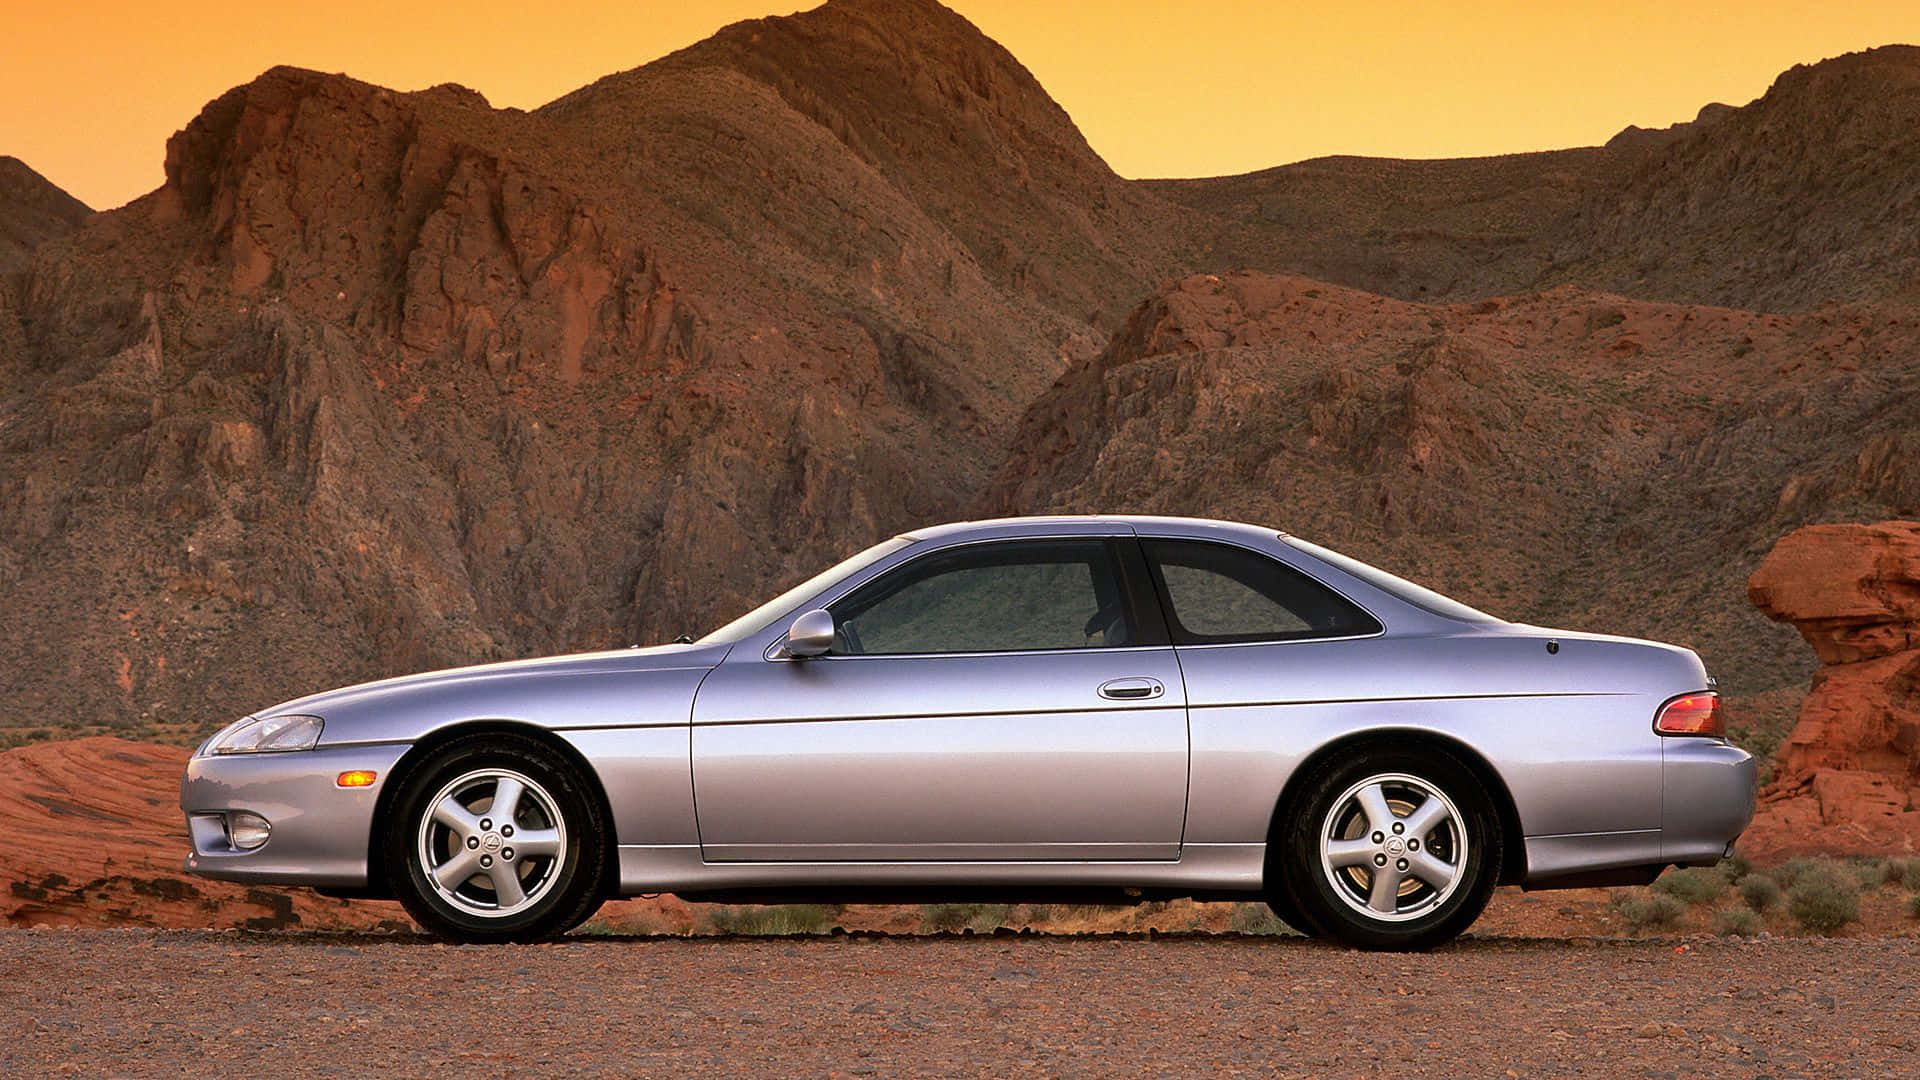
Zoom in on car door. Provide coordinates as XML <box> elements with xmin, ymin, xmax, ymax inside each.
<box><xmin>688</xmin><ymin>536</ymin><xmax>1191</xmax><ymax>862</ymax></box>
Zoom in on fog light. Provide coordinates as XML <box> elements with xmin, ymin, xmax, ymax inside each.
<box><xmin>226</xmin><ymin>812</ymin><xmax>271</xmax><ymax>851</ymax></box>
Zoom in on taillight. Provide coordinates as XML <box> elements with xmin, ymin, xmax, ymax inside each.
<box><xmin>1654</xmin><ymin>692</ymin><xmax>1723</xmax><ymax>737</ymax></box>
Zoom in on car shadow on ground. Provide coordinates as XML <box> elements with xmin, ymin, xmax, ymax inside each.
<box><xmin>154</xmin><ymin>927</ymin><xmax>1726</xmax><ymax>951</ymax></box>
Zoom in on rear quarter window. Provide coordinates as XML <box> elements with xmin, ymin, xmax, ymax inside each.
<box><xmin>1144</xmin><ymin>539</ymin><xmax>1383</xmax><ymax>645</ymax></box>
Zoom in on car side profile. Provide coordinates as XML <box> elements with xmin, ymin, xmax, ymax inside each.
<box><xmin>180</xmin><ymin>515</ymin><xmax>1755</xmax><ymax>949</ymax></box>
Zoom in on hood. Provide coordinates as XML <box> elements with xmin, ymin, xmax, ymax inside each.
<box><xmin>250</xmin><ymin>641</ymin><xmax>731</xmax><ymax>725</ymax></box>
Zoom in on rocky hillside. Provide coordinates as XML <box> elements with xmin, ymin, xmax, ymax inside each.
<box><xmin>0</xmin><ymin>157</ymin><xmax>89</xmax><ymax>275</ymax></box>
<box><xmin>1164</xmin><ymin>46</ymin><xmax>1920</xmax><ymax>313</ymax></box>
<box><xmin>1554</xmin><ymin>46</ymin><xmax>1920</xmax><ymax>311</ymax></box>
<box><xmin>984</xmin><ymin>271</ymin><xmax>1920</xmax><ymax>694</ymax></box>
<box><xmin>640</xmin><ymin>0</ymin><xmax>1195</xmax><ymax>325</ymax></box>
<box><xmin>1150</xmin><ymin>144</ymin><xmax>1651</xmax><ymax>303</ymax></box>
<box><xmin>1</xmin><ymin>159</ymin><xmax>89</xmax><ymax>382</ymax></box>
<box><xmin>4</xmin><ymin>1</ymin><xmax>1919</xmax><ymax>739</ymax></box>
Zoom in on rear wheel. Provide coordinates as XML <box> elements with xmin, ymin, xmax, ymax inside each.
<box><xmin>386</xmin><ymin>734</ymin><xmax>607</xmax><ymax>943</ymax></box>
<box><xmin>1277</xmin><ymin>748</ymin><xmax>1500</xmax><ymax>950</ymax></box>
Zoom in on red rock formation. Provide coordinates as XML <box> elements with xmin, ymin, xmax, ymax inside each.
<box><xmin>1745</xmin><ymin>522</ymin><xmax>1920</xmax><ymax>856</ymax></box>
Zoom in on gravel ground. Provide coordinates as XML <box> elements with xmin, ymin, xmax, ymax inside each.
<box><xmin>2</xmin><ymin>930</ymin><xmax>1915</xmax><ymax>1077</ymax></box>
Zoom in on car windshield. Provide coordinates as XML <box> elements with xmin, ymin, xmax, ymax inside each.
<box><xmin>697</xmin><ymin>536</ymin><xmax>915</xmax><ymax>645</ymax></box>
<box><xmin>1282</xmin><ymin>536</ymin><xmax>1501</xmax><ymax>624</ymax></box>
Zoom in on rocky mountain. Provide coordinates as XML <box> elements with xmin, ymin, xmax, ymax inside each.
<box><xmin>1163</xmin><ymin>46</ymin><xmax>1920</xmax><ymax>313</ymax></box>
<box><xmin>984</xmin><ymin>271</ymin><xmax>1920</xmax><ymax>694</ymax></box>
<box><xmin>1</xmin><ymin>159</ymin><xmax>89</xmax><ymax>381</ymax></box>
<box><xmin>639</xmin><ymin>0</ymin><xmax>1195</xmax><ymax>325</ymax></box>
<box><xmin>3</xmin><ymin>1</ymin><xmax>1918</xmax><ymax>740</ymax></box>
<box><xmin>0</xmin><ymin>157</ymin><xmax>89</xmax><ymax>275</ymax></box>
<box><xmin>1554</xmin><ymin>46</ymin><xmax>1920</xmax><ymax>312</ymax></box>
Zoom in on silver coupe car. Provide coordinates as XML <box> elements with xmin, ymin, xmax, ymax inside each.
<box><xmin>181</xmin><ymin>516</ymin><xmax>1754</xmax><ymax>949</ymax></box>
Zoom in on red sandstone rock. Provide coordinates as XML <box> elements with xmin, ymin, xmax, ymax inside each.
<box><xmin>1743</xmin><ymin>522</ymin><xmax>1920</xmax><ymax>857</ymax></box>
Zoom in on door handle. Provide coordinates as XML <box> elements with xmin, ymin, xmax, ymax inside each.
<box><xmin>1098</xmin><ymin>677</ymin><xmax>1165</xmax><ymax>701</ymax></box>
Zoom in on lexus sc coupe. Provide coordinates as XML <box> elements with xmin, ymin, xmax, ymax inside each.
<box><xmin>182</xmin><ymin>516</ymin><xmax>1755</xmax><ymax>949</ymax></box>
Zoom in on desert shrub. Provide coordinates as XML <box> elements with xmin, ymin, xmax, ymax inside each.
<box><xmin>1853</xmin><ymin>859</ymin><xmax>1892</xmax><ymax>889</ymax></box>
<box><xmin>1615</xmin><ymin>893</ymin><xmax>1687</xmax><ymax>932</ymax></box>
<box><xmin>1653</xmin><ymin>867</ymin><xmax>1728</xmax><ymax>905</ymax></box>
<box><xmin>702</xmin><ymin>904</ymin><xmax>835</xmax><ymax>936</ymax></box>
<box><xmin>1713</xmin><ymin>908</ymin><xmax>1761</xmax><ymax>937</ymax></box>
<box><xmin>920</xmin><ymin>903</ymin><xmax>1012</xmax><ymax>934</ymax></box>
<box><xmin>1230</xmin><ymin>902</ymin><xmax>1289</xmax><ymax>936</ymax></box>
<box><xmin>1770</xmin><ymin>856</ymin><xmax>1827</xmax><ymax>891</ymax></box>
<box><xmin>1787</xmin><ymin>872</ymin><xmax>1860</xmax><ymax>934</ymax></box>
<box><xmin>1738</xmin><ymin>874</ymin><xmax>1782</xmax><ymax>912</ymax></box>
<box><xmin>1715</xmin><ymin>852</ymin><xmax>1752</xmax><ymax>883</ymax></box>
<box><xmin>1884</xmin><ymin>858</ymin><xmax>1920</xmax><ymax>891</ymax></box>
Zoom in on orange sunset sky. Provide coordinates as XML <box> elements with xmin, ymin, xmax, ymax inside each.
<box><xmin>5</xmin><ymin>0</ymin><xmax>1918</xmax><ymax>211</ymax></box>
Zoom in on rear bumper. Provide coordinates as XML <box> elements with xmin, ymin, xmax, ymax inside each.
<box><xmin>179</xmin><ymin>744</ymin><xmax>408</xmax><ymax>887</ymax></box>
<box><xmin>1661</xmin><ymin>739</ymin><xmax>1757</xmax><ymax>865</ymax></box>
<box><xmin>1522</xmin><ymin>739</ymin><xmax>1755</xmax><ymax>889</ymax></box>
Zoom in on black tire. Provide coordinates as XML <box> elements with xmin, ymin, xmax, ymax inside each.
<box><xmin>1274</xmin><ymin>747</ymin><xmax>1501</xmax><ymax>951</ymax></box>
<box><xmin>1259</xmin><ymin>871</ymin><xmax>1317</xmax><ymax>937</ymax></box>
<box><xmin>385</xmin><ymin>733</ymin><xmax>608</xmax><ymax>943</ymax></box>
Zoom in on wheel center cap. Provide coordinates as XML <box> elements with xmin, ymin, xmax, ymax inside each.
<box><xmin>1384</xmin><ymin>837</ymin><xmax>1406</xmax><ymax>856</ymax></box>
<box><xmin>481</xmin><ymin>832</ymin><xmax>503</xmax><ymax>853</ymax></box>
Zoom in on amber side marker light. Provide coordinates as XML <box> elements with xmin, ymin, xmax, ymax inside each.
<box><xmin>1654</xmin><ymin>693</ymin><xmax>1724</xmax><ymax>737</ymax></box>
<box><xmin>336</xmin><ymin>770</ymin><xmax>378</xmax><ymax>788</ymax></box>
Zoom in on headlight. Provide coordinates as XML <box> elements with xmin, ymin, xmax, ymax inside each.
<box><xmin>210</xmin><ymin>714</ymin><xmax>324</xmax><ymax>754</ymax></box>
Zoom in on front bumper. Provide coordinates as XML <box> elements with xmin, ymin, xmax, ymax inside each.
<box><xmin>180</xmin><ymin>743</ymin><xmax>409</xmax><ymax>887</ymax></box>
<box><xmin>1661</xmin><ymin>739</ymin><xmax>1758</xmax><ymax>865</ymax></box>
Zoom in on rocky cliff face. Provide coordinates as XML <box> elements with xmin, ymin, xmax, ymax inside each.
<box><xmin>1748</xmin><ymin>524</ymin><xmax>1920</xmax><ymax>852</ymax></box>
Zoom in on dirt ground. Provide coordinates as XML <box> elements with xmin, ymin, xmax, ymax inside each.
<box><xmin>3</xmin><ymin>930</ymin><xmax>1914</xmax><ymax>1077</ymax></box>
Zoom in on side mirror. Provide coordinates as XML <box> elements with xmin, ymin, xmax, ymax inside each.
<box><xmin>785</xmin><ymin>608</ymin><xmax>836</xmax><ymax>658</ymax></box>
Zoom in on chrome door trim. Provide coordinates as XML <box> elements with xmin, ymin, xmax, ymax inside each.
<box><xmin>1184</xmin><ymin>690</ymin><xmax>1626</xmax><ymax>711</ymax></box>
<box><xmin>694</xmin><ymin>701</ymin><xmax>1185</xmax><ymax>728</ymax></box>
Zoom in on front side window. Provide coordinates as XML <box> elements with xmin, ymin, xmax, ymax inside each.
<box><xmin>830</xmin><ymin>540</ymin><xmax>1138</xmax><ymax>655</ymax></box>
<box><xmin>1144</xmin><ymin>539</ymin><xmax>1381</xmax><ymax>645</ymax></box>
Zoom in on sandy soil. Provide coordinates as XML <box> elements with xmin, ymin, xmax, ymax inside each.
<box><xmin>2</xmin><ymin>930</ymin><xmax>1915</xmax><ymax>1077</ymax></box>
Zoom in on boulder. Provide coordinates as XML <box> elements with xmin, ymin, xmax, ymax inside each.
<box><xmin>1745</xmin><ymin>522</ymin><xmax>1920</xmax><ymax>856</ymax></box>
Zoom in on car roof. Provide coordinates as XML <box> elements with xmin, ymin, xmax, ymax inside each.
<box><xmin>901</xmin><ymin>515</ymin><xmax>1285</xmax><ymax>544</ymax></box>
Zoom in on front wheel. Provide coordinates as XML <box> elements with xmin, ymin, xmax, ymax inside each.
<box><xmin>386</xmin><ymin>733</ymin><xmax>608</xmax><ymax>943</ymax></box>
<box><xmin>1276</xmin><ymin>748</ymin><xmax>1501</xmax><ymax>950</ymax></box>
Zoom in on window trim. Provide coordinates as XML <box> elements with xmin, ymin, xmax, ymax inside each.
<box><xmin>765</xmin><ymin>536</ymin><xmax>1162</xmax><ymax>661</ymax></box>
<box><xmin>1139</xmin><ymin>536</ymin><xmax>1387</xmax><ymax>648</ymax></box>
